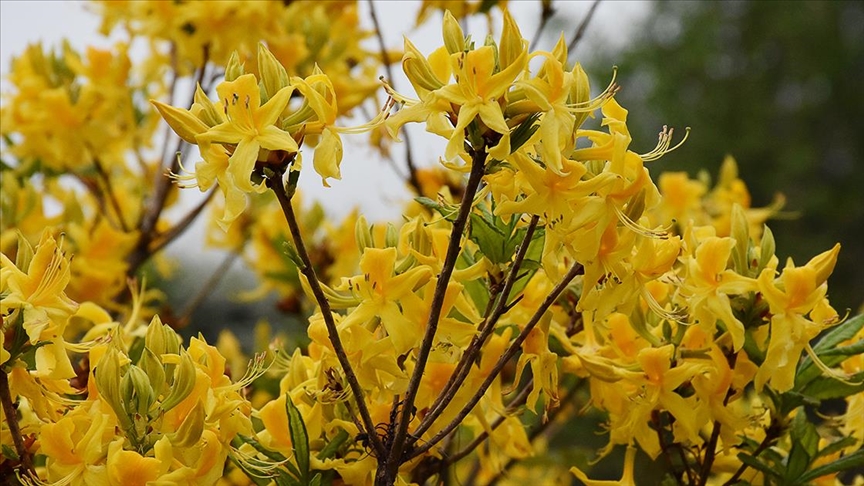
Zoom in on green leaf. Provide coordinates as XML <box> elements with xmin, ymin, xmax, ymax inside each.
<box><xmin>509</xmin><ymin>112</ymin><xmax>541</xmax><ymax>155</ymax></box>
<box><xmin>797</xmin><ymin>447</ymin><xmax>864</xmax><ymax>483</ymax></box>
<box><xmin>317</xmin><ymin>429</ymin><xmax>349</xmax><ymax>460</ymax></box>
<box><xmin>736</xmin><ymin>452</ymin><xmax>783</xmax><ymax>479</ymax></box>
<box><xmin>813</xmin><ymin>436</ymin><xmax>858</xmax><ymax>461</ymax></box>
<box><xmin>784</xmin><ymin>409</ymin><xmax>818</xmax><ymax>481</ymax></box>
<box><xmin>1</xmin><ymin>444</ymin><xmax>18</xmax><ymax>460</ymax></box>
<box><xmin>469</xmin><ymin>212</ymin><xmax>507</xmax><ymax>264</ymax></box>
<box><xmin>285</xmin><ymin>394</ymin><xmax>311</xmax><ymax>483</ymax></box>
<box><xmin>415</xmin><ymin>196</ymin><xmax>457</xmax><ymax>223</ymax></box>
<box><xmin>799</xmin><ymin>371</ymin><xmax>864</xmax><ymax>400</ymax></box>
<box><xmin>796</xmin><ymin>314</ymin><xmax>864</xmax><ymax>389</ymax></box>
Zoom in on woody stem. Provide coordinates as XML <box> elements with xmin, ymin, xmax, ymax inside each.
<box><xmin>268</xmin><ymin>167</ymin><xmax>386</xmax><ymax>458</ymax></box>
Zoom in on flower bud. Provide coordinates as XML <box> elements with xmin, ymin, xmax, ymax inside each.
<box><xmin>139</xmin><ymin>347</ymin><xmax>166</xmax><ymax>397</ymax></box>
<box><xmin>402</xmin><ymin>38</ymin><xmax>444</xmax><ymax>93</ymax></box>
<box><xmin>385</xmin><ymin>223</ymin><xmax>399</xmax><ymax>249</ymax></box>
<box><xmin>355</xmin><ymin>215</ymin><xmax>374</xmax><ymax>254</ymax></box>
<box><xmin>730</xmin><ymin>204</ymin><xmax>751</xmax><ymax>275</ymax></box>
<box><xmin>95</xmin><ymin>347</ymin><xmax>132</xmax><ymax>429</ymax></box>
<box><xmin>168</xmin><ymin>401</ymin><xmax>205</xmax><ymax>448</ymax></box>
<box><xmin>442</xmin><ymin>11</ymin><xmax>465</xmax><ymax>55</ymax></box>
<box><xmin>121</xmin><ymin>364</ymin><xmax>155</xmax><ymax>417</ymax></box>
<box><xmin>806</xmin><ymin>243</ymin><xmax>840</xmax><ymax>288</ymax></box>
<box><xmin>499</xmin><ymin>10</ymin><xmax>526</xmax><ymax>71</ymax></box>
<box><xmin>225</xmin><ymin>51</ymin><xmax>244</xmax><ymax>82</ymax></box>
<box><xmin>192</xmin><ymin>84</ymin><xmax>222</xmax><ymax>127</ymax></box>
<box><xmin>161</xmin><ymin>350</ymin><xmax>196</xmax><ymax>412</ymax></box>
<box><xmin>150</xmin><ymin>100</ymin><xmax>209</xmax><ymax>145</ymax></box>
<box><xmin>257</xmin><ymin>43</ymin><xmax>290</xmax><ymax>102</ymax></box>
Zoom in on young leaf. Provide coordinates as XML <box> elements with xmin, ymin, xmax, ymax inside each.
<box><xmin>797</xmin><ymin>447</ymin><xmax>864</xmax><ymax>483</ymax></box>
<box><xmin>285</xmin><ymin>394</ymin><xmax>311</xmax><ymax>483</ymax></box>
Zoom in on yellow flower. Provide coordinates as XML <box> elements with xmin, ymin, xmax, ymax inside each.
<box><xmin>754</xmin><ymin>244</ymin><xmax>841</xmax><ymax>392</ymax></box>
<box><xmin>340</xmin><ymin>247</ymin><xmax>433</xmax><ymax>354</ymax></box>
<box><xmin>196</xmin><ymin>73</ymin><xmax>297</xmax><ymax>193</ymax></box>
<box><xmin>683</xmin><ymin>236</ymin><xmax>756</xmax><ymax>350</ymax></box>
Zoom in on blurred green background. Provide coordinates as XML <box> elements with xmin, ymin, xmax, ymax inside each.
<box><xmin>586</xmin><ymin>0</ymin><xmax>863</xmax><ymax>313</ymax></box>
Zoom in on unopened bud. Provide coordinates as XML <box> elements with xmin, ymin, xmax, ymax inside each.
<box><xmin>225</xmin><ymin>51</ymin><xmax>244</xmax><ymax>82</ymax></box>
<box><xmin>355</xmin><ymin>215</ymin><xmax>374</xmax><ymax>253</ymax></box>
<box><xmin>161</xmin><ymin>350</ymin><xmax>196</xmax><ymax>412</ymax></box>
<box><xmin>95</xmin><ymin>347</ymin><xmax>132</xmax><ymax>429</ymax></box>
<box><xmin>192</xmin><ymin>84</ymin><xmax>222</xmax><ymax>127</ymax></box>
<box><xmin>499</xmin><ymin>10</ymin><xmax>526</xmax><ymax>71</ymax></box>
<box><xmin>402</xmin><ymin>38</ymin><xmax>444</xmax><ymax>93</ymax></box>
<box><xmin>442</xmin><ymin>11</ymin><xmax>465</xmax><ymax>55</ymax></box>
<box><xmin>121</xmin><ymin>365</ymin><xmax>155</xmax><ymax>417</ymax></box>
<box><xmin>807</xmin><ymin>243</ymin><xmax>840</xmax><ymax>288</ymax></box>
<box><xmin>168</xmin><ymin>402</ymin><xmax>204</xmax><ymax>448</ymax></box>
<box><xmin>257</xmin><ymin>43</ymin><xmax>290</xmax><ymax>101</ymax></box>
<box><xmin>139</xmin><ymin>347</ymin><xmax>166</xmax><ymax>397</ymax></box>
<box><xmin>730</xmin><ymin>204</ymin><xmax>751</xmax><ymax>275</ymax></box>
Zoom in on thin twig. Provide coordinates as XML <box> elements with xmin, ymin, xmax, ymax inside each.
<box><xmin>408</xmin><ymin>260</ymin><xmax>584</xmax><ymax>460</ymax></box>
<box><xmin>174</xmin><ymin>249</ymin><xmax>239</xmax><ymax>328</ymax></box>
<box><xmin>381</xmin><ymin>148</ymin><xmax>487</xmax><ymax>483</ymax></box>
<box><xmin>129</xmin><ymin>47</ymin><xmax>210</xmax><ymax>276</ymax></box>
<box><xmin>146</xmin><ymin>188</ymin><xmax>217</xmax><ymax>257</ymax></box>
<box><xmin>485</xmin><ymin>379</ymin><xmax>583</xmax><ymax>486</ymax></box>
<box><xmin>445</xmin><ymin>378</ymin><xmax>534</xmax><ymax>468</ymax></box>
<box><xmin>529</xmin><ymin>1</ymin><xmax>556</xmax><ymax>49</ymax></box>
<box><xmin>267</xmin><ymin>167</ymin><xmax>386</xmax><ymax>458</ymax></box>
<box><xmin>567</xmin><ymin>0</ymin><xmax>602</xmax><ymax>56</ymax></box>
<box><xmin>413</xmin><ymin>215</ymin><xmax>541</xmax><ymax>439</ymax></box>
<box><xmin>366</xmin><ymin>0</ymin><xmax>421</xmax><ymax>194</ymax></box>
<box><xmin>0</xmin><ymin>366</ymin><xmax>35</xmax><ymax>478</ymax></box>
<box><xmin>92</xmin><ymin>157</ymin><xmax>130</xmax><ymax>232</ymax></box>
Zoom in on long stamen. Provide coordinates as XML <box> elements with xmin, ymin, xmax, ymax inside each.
<box><xmin>640</xmin><ymin>125</ymin><xmax>691</xmax><ymax>162</ymax></box>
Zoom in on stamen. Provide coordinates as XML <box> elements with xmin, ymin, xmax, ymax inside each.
<box><xmin>640</xmin><ymin>125</ymin><xmax>690</xmax><ymax>162</ymax></box>
<box><xmin>613</xmin><ymin>205</ymin><xmax>670</xmax><ymax>239</ymax></box>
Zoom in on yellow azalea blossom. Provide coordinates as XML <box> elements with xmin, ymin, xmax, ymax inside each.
<box><xmin>196</xmin><ymin>73</ymin><xmax>297</xmax><ymax>193</ymax></box>
<box><xmin>40</xmin><ymin>401</ymin><xmax>114</xmax><ymax>486</ymax></box>
<box><xmin>1</xmin><ymin>230</ymin><xmax>79</xmax><ymax>379</ymax></box>
<box><xmin>682</xmin><ymin>235</ymin><xmax>756</xmax><ymax>350</ymax></box>
<box><xmin>754</xmin><ymin>244</ymin><xmax>841</xmax><ymax>392</ymax></box>
<box><xmin>339</xmin><ymin>247</ymin><xmax>433</xmax><ymax>355</ymax></box>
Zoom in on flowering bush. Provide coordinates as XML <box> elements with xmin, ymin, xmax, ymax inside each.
<box><xmin>1</xmin><ymin>2</ymin><xmax>862</xmax><ymax>485</ymax></box>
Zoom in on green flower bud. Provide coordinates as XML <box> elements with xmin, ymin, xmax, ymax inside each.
<box><xmin>402</xmin><ymin>38</ymin><xmax>444</xmax><ymax>93</ymax></box>
<box><xmin>257</xmin><ymin>43</ymin><xmax>290</xmax><ymax>102</ymax></box>
<box><xmin>139</xmin><ymin>347</ymin><xmax>166</xmax><ymax>397</ymax></box>
<box><xmin>95</xmin><ymin>347</ymin><xmax>132</xmax><ymax>429</ymax></box>
<box><xmin>730</xmin><ymin>204</ymin><xmax>751</xmax><ymax>275</ymax></box>
<box><xmin>499</xmin><ymin>9</ymin><xmax>525</xmax><ymax>71</ymax></box>
<box><xmin>192</xmin><ymin>83</ymin><xmax>223</xmax><ymax>127</ymax></box>
<box><xmin>225</xmin><ymin>51</ymin><xmax>244</xmax><ymax>82</ymax></box>
<box><xmin>168</xmin><ymin>401</ymin><xmax>205</xmax><ymax>448</ymax></box>
<box><xmin>121</xmin><ymin>365</ymin><xmax>155</xmax><ymax>417</ymax></box>
<box><xmin>385</xmin><ymin>223</ymin><xmax>399</xmax><ymax>249</ymax></box>
<box><xmin>355</xmin><ymin>215</ymin><xmax>374</xmax><ymax>254</ymax></box>
<box><xmin>161</xmin><ymin>350</ymin><xmax>196</xmax><ymax>412</ymax></box>
<box><xmin>442</xmin><ymin>11</ymin><xmax>465</xmax><ymax>55</ymax></box>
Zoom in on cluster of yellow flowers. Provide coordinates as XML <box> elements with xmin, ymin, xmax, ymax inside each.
<box><xmin>1</xmin><ymin>2</ymin><xmax>862</xmax><ymax>486</ymax></box>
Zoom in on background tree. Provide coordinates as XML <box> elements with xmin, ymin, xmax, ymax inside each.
<box><xmin>590</xmin><ymin>0</ymin><xmax>864</xmax><ymax>312</ymax></box>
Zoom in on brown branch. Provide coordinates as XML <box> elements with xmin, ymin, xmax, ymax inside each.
<box><xmin>445</xmin><ymin>378</ymin><xmax>534</xmax><ymax>468</ymax></box>
<box><xmin>174</xmin><ymin>249</ymin><xmax>239</xmax><ymax>329</ymax></box>
<box><xmin>128</xmin><ymin>47</ymin><xmax>210</xmax><ymax>276</ymax></box>
<box><xmin>92</xmin><ymin>157</ymin><xmax>130</xmax><ymax>232</ymax></box>
<box><xmin>567</xmin><ymin>0</ymin><xmax>602</xmax><ymax>56</ymax></box>
<box><xmin>379</xmin><ymin>148</ymin><xmax>487</xmax><ymax>484</ymax></box>
<box><xmin>485</xmin><ymin>379</ymin><xmax>584</xmax><ymax>486</ymax></box>
<box><xmin>267</xmin><ymin>167</ymin><xmax>385</xmax><ymax>458</ymax></box>
<box><xmin>413</xmin><ymin>215</ymin><xmax>540</xmax><ymax>439</ymax></box>
<box><xmin>146</xmin><ymin>188</ymin><xmax>216</xmax><ymax>257</ymax></box>
<box><xmin>529</xmin><ymin>1</ymin><xmax>556</xmax><ymax>49</ymax></box>
<box><xmin>366</xmin><ymin>0</ymin><xmax>421</xmax><ymax>194</ymax></box>
<box><xmin>407</xmin><ymin>260</ymin><xmax>584</xmax><ymax>461</ymax></box>
<box><xmin>0</xmin><ymin>367</ymin><xmax>35</xmax><ymax>478</ymax></box>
